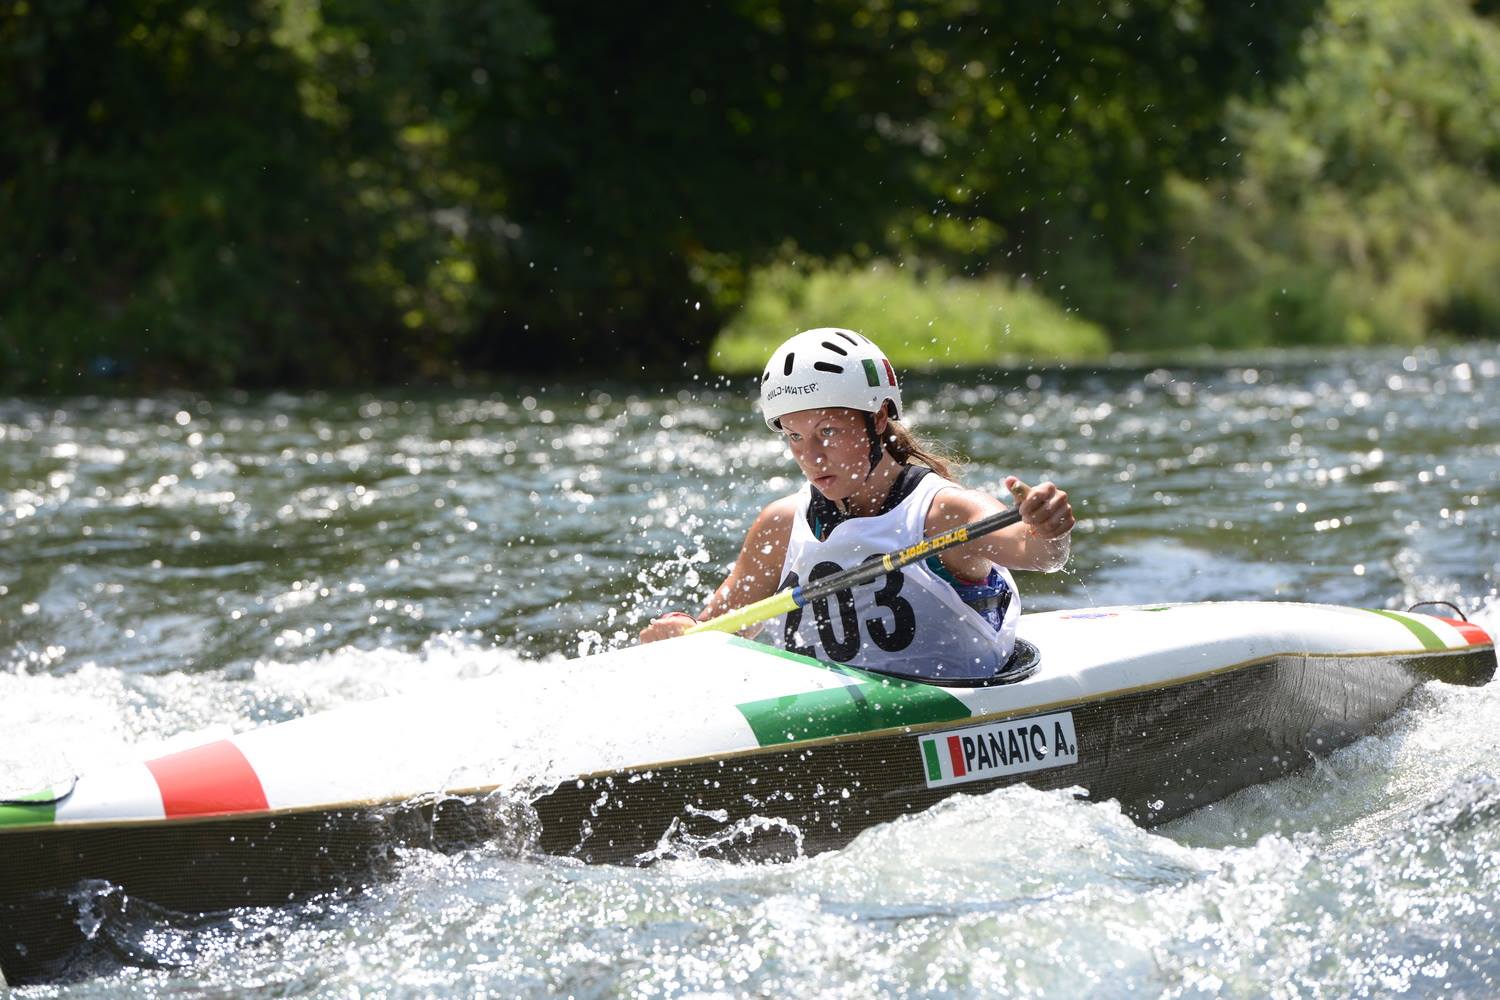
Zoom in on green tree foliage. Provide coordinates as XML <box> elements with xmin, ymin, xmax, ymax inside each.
<box><xmin>1144</xmin><ymin>0</ymin><xmax>1500</xmax><ymax>348</ymax></box>
<box><xmin>0</xmin><ymin>0</ymin><xmax>548</xmax><ymax>388</ymax></box>
<box><xmin>468</xmin><ymin>1</ymin><xmax>1317</xmax><ymax>370</ymax></box>
<box><xmin>0</xmin><ymin>0</ymin><xmax>1329</xmax><ymax>389</ymax></box>
<box><xmin>878</xmin><ymin>2</ymin><xmax>1318</xmax><ymax>269</ymax></box>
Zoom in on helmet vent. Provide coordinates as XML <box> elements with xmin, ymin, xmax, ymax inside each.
<box><xmin>821</xmin><ymin>341</ymin><xmax>849</xmax><ymax>356</ymax></box>
<box><xmin>783</xmin><ymin>353</ymin><xmax>796</xmax><ymax>376</ymax></box>
<box><xmin>813</xmin><ymin>362</ymin><xmax>844</xmax><ymax>374</ymax></box>
<box><xmin>835</xmin><ymin>330</ymin><xmax>859</xmax><ymax>345</ymax></box>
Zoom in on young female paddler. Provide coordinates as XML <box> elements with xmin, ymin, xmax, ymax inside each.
<box><xmin>639</xmin><ymin>328</ymin><xmax>1074</xmax><ymax>682</ymax></box>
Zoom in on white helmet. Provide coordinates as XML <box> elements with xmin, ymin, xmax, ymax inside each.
<box><xmin>758</xmin><ymin>328</ymin><xmax>902</xmax><ymax>430</ymax></box>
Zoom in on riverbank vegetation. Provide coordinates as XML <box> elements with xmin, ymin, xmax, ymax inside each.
<box><xmin>1</xmin><ymin>0</ymin><xmax>1496</xmax><ymax>391</ymax></box>
<box><xmin>711</xmin><ymin>262</ymin><xmax>1108</xmax><ymax>373</ymax></box>
<box><xmin>1141</xmin><ymin>0</ymin><xmax>1500</xmax><ymax>352</ymax></box>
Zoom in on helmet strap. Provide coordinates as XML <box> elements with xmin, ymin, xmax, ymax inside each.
<box><xmin>863</xmin><ymin>412</ymin><xmax>884</xmax><ymax>474</ymax></box>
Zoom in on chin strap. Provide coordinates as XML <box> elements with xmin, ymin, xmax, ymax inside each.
<box><xmin>862</xmin><ymin>412</ymin><xmax>884</xmax><ymax>473</ymax></box>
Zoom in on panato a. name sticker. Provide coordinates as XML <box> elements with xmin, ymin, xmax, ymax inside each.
<box><xmin>919</xmin><ymin>711</ymin><xmax>1079</xmax><ymax>788</ymax></box>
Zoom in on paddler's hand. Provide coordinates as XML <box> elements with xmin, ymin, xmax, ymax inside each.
<box><xmin>639</xmin><ymin>611</ymin><xmax>698</xmax><ymax>644</ymax></box>
<box><xmin>1006</xmin><ymin>476</ymin><xmax>1074</xmax><ymax>540</ymax></box>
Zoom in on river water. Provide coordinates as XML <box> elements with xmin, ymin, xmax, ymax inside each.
<box><xmin>2</xmin><ymin>347</ymin><xmax>1497</xmax><ymax>996</ymax></box>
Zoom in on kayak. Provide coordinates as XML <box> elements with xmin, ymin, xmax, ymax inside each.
<box><xmin>1</xmin><ymin>601</ymin><xmax>1493</xmax><ymax>985</ymax></box>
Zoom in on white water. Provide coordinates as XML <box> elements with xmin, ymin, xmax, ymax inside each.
<box><xmin>3</xmin><ymin>351</ymin><xmax>1498</xmax><ymax>996</ymax></box>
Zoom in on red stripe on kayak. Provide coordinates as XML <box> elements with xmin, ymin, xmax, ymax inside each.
<box><xmin>146</xmin><ymin>740</ymin><xmax>269</xmax><ymax>818</ymax></box>
<box><xmin>1438</xmin><ymin>618</ymin><xmax>1493</xmax><ymax>646</ymax></box>
<box><xmin>947</xmin><ymin>735</ymin><xmax>966</xmax><ymax>777</ymax></box>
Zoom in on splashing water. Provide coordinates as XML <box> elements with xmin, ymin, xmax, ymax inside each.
<box><xmin>2</xmin><ymin>347</ymin><xmax>1497</xmax><ymax>995</ymax></box>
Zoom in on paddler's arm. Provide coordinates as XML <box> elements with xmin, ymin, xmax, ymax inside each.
<box><xmin>638</xmin><ymin>496</ymin><xmax>797</xmax><ymax>643</ymax></box>
<box><xmin>926</xmin><ymin>476</ymin><xmax>1073</xmax><ymax>575</ymax></box>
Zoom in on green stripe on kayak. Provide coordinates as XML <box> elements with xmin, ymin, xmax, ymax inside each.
<box><xmin>1365</xmin><ymin>609</ymin><xmax>1446</xmax><ymax>651</ymax></box>
<box><xmin>728</xmin><ymin>636</ymin><xmax>970</xmax><ymax>746</ymax></box>
<box><xmin>0</xmin><ymin>788</ymin><xmax>57</xmax><ymax>828</ymax></box>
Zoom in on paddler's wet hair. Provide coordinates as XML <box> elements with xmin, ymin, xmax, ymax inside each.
<box><xmin>880</xmin><ymin>411</ymin><xmax>961</xmax><ymax>482</ymax></box>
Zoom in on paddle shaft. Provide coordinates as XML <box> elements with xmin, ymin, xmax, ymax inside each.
<box><xmin>685</xmin><ymin>505</ymin><xmax>1024</xmax><ymax>636</ymax></box>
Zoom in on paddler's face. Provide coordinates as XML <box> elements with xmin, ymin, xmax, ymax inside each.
<box><xmin>779</xmin><ymin>407</ymin><xmax>878</xmax><ymax>499</ymax></box>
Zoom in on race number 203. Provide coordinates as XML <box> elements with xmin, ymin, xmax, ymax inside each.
<box><xmin>919</xmin><ymin>712</ymin><xmax>1080</xmax><ymax>788</ymax></box>
<box><xmin>778</xmin><ymin>558</ymin><xmax>916</xmax><ymax>661</ymax></box>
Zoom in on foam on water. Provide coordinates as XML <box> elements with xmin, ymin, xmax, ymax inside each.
<box><xmin>4</xmin><ymin>352</ymin><xmax>1497</xmax><ymax>996</ymax></box>
<box><xmin>0</xmin><ymin>633</ymin><xmax>540</xmax><ymax>794</ymax></box>
<box><xmin>51</xmin><ymin>753</ymin><xmax>1499</xmax><ymax>997</ymax></box>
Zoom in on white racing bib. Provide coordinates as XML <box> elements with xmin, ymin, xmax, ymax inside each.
<box><xmin>774</xmin><ymin>472</ymin><xmax>1018</xmax><ymax>682</ymax></box>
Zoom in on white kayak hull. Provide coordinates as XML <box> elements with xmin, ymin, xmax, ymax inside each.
<box><xmin>1</xmin><ymin>602</ymin><xmax>1493</xmax><ymax>984</ymax></box>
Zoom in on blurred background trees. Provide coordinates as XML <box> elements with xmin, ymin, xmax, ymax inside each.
<box><xmin>1</xmin><ymin>0</ymin><xmax>1495</xmax><ymax>390</ymax></box>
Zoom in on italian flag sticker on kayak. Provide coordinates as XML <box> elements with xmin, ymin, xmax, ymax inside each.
<box><xmin>920</xmin><ymin>711</ymin><xmax>1080</xmax><ymax>788</ymax></box>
